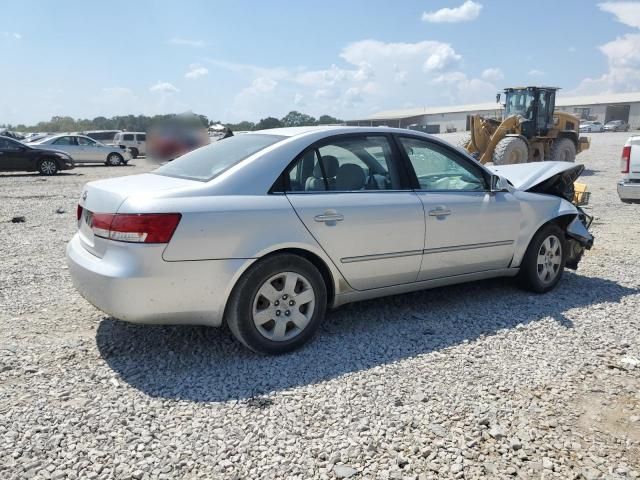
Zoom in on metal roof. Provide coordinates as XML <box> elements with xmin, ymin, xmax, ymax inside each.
<box><xmin>352</xmin><ymin>91</ymin><xmax>640</xmax><ymax>122</ymax></box>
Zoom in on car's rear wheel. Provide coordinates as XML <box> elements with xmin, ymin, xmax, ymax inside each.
<box><xmin>226</xmin><ymin>254</ymin><xmax>327</xmax><ymax>354</ymax></box>
<box><xmin>130</xmin><ymin>148</ymin><xmax>139</xmax><ymax>159</ymax></box>
<box><xmin>38</xmin><ymin>158</ymin><xmax>59</xmax><ymax>175</ymax></box>
<box><xmin>106</xmin><ymin>153</ymin><xmax>123</xmax><ymax>166</ymax></box>
<box><xmin>517</xmin><ymin>223</ymin><xmax>565</xmax><ymax>293</ymax></box>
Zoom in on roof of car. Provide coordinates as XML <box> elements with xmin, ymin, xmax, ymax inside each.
<box><xmin>251</xmin><ymin>125</ymin><xmax>414</xmax><ymax>138</ymax></box>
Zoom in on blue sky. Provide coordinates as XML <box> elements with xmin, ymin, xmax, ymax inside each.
<box><xmin>1</xmin><ymin>0</ymin><xmax>639</xmax><ymax>124</ymax></box>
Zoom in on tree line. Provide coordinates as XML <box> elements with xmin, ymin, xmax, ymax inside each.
<box><xmin>1</xmin><ymin>111</ymin><xmax>343</xmax><ymax>133</ymax></box>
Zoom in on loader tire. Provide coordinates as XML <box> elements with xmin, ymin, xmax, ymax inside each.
<box><xmin>492</xmin><ymin>137</ymin><xmax>529</xmax><ymax>165</ymax></box>
<box><xmin>456</xmin><ymin>132</ymin><xmax>471</xmax><ymax>150</ymax></box>
<box><xmin>549</xmin><ymin>138</ymin><xmax>576</xmax><ymax>162</ymax></box>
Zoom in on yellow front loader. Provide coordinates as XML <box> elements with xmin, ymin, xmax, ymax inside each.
<box><xmin>460</xmin><ymin>87</ymin><xmax>590</xmax><ymax>165</ymax></box>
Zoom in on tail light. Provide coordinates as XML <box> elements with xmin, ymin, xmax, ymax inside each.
<box><xmin>621</xmin><ymin>145</ymin><xmax>631</xmax><ymax>173</ymax></box>
<box><xmin>89</xmin><ymin>212</ymin><xmax>181</xmax><ymax>243</ymax></box>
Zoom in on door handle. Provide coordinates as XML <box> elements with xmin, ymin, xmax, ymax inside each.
<box><xmin>428</xmin><ymin>207</ymin><xmax>451</xmax><ymax>217</ymax></box>
<box><xmin>314</xmin><ymin>210</ymin><xmax>344</xmax><ymax>223</ymax></box>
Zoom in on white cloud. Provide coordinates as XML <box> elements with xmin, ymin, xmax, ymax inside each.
<box><xmin>149</xmin><ymin>81</ymin><xmax>179</xmax><ymax>94</ymax></box>
<box><xmin>2</xmin><ymin>32</ymin><xmax>22</xmax><ymax>40</ymax></box>
<box><xmin>422</xmin><ymin>1</ymin><xmax>482</xmax><ymax>23</ymax></box>
<box><xmin>481</xmin><ymin>67</ymin><xmax>504</xmax><ymax>83</ymax></box>
<box><xmin>599</xmin><ymin>1</ymin><xmax>640</xmax><ymax>28</ymax></box>
<box><xmin>572</xmin><ymin>3</ymin><xmax>640</xmax><ymax>94</ymax></box>
<box><xmin>528</xmin><ymin>69</ymin><xmax>546</xmax><ymax>76</ymax></box>
<box><xmin>185</xmin><ymin>64</ymin><xmax>209</xmax><ymax>79</ymax></box>
<box><xmin>222</xmin><ymin>38</ymin><xmax>495</xmax><ymax>121</ymax></box>
<box><xmin>169</xmin><ymin>37</ymin><xmax>205</xmax><ymax>48</ymax></box>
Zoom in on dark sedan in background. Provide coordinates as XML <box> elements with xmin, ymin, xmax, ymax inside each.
<box><xmin>0</xmin><ymin>136</ymin><xmax>75</xmax><ymax>175</ymax></box>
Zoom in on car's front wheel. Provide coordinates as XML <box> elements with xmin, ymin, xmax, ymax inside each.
<box><xmin>38</xmin><ymin>158</ymin><xmax>59</xmax><ymax>175</ymax></box>
<box><xmin>517</xmin><ymin>223</ymin><xmax>566</xmax><ymax>293</ymax></box>
<box><xmin>226</xmin><ymin>254</ymin><xmax>327</xmax><ymax>354</ymax></box>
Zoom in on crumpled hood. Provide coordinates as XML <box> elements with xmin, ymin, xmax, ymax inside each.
<box><xmin>487</xmin><ymin>161</ymin><xmax>584</xmax><ymax>191</ymax></box>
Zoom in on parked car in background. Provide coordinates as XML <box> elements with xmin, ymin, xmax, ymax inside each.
<box><xmin>618</xmin><ymin>135</ymin><xmax>640</xmax><ymax>203</ymax></box>
<box><xmin>81</xmin><ymin>130</ymin><xmax>122</xmax><ymax>145</ymax></box>
<box><xmin>113</xmin><ymin>132</ymin><xmax>146</xmax><ymax>158</ymax></box>
<box><xmin>31</xmin><ymin>134</ymin><xmax>131</xmax><ymax>165</ymax></box>
<box><xmin>604</xmin><ymin>120</ymin><xmax>630</xmax><ymax>132</ymax></box>
<box><xmin>579</xmin><ymin>121</ymin><xmax>604</xmax><ymax>133</ymax></box>
<box><xmin>67</xmin><ymin>126</ymin><xmax>594</xmax><ymax>354</ymax></box>
<box><xmin>0</xmin><ymin>135</ymin><xmax>74</xmax><ymax>175</ymax></box>
<box><xmin>147</xmin><ymin>124</ymin><xmax>209</xmax><ymax>161</ymax></box>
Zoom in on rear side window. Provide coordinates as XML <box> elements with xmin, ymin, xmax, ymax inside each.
<box><xmin>137</xmin><ymin>134</ymin><xmax>146</xmax><ymax>141</ymax></box>
<box><xmin>154</xmin><ymin>134</ymin><xmax>284</xmax><ymax>182</ymax></box>
<box><xmin>284</xmin><ymin>135</ymin><xmax>401</xmax><ymax>192</ymax></box>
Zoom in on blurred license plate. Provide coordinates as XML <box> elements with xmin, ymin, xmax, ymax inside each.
<box><xmin>79</xmin><ymin>210</ymin><xmax>94</xmax><ymax>241</ymax></box>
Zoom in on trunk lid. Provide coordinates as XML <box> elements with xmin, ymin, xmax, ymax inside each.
<box><xmin>77</xmin><ymin>173</ymin><xmax>196</xmax><ymax>257</ymax></box>
<box><xmin>488</xmin><ymin>161</ymin><xmax>584</xmax><ymax>202</ymax></box>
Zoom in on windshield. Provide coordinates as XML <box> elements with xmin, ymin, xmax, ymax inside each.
<box><xmin>504</xmin><ymin>90</ymin><xmax>535</xmax><ymax>119</ymax></box>
<box><xmin>154</xmin><ymin>134</ymin><xmax>285</xmax><ymax>182</ymax></box>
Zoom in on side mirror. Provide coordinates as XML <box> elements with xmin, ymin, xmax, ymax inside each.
<box><xmin>490</xmin><ymin>174</ymin><xmax>509</xmax><ymax>192</ymax></box>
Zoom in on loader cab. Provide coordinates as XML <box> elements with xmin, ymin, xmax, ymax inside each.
<box><xmin>503</xmin><ymin>87</ymin><xmax>558</xmax><ymax>138</ymax></box>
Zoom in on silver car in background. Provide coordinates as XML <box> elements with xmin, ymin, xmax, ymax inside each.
<box><xmin>31</xmin><ymin>134</ymin><xmax>131</xmax><ymax>165</ymax></box>
<box><xmin>66</xmin><ymin>126</ymin><xmax>594</xmax><ymax>354</ymax></box>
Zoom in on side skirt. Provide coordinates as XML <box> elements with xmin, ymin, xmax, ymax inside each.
<box><xmin>331</xmin><ymin>268</ymin><xmax>519</xmax><ymax>308</ymax></box>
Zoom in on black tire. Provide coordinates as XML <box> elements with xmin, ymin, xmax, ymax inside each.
<box><xmin>226</xmin><ymin>253</ymin><xmax>327</xmax><ymax>354</ymax></box>
<box><xmin>129</xmin><ymin>148</ymin><xmax>139</xmax><ymax>159</ymax></box>
<box><xmin>517</xmin><ymin>223</ymin><xmax>566</xmax><ymax>293</ymax></box>
<box><xmin>37</xmin><ymin>158</ymin><xmax>59</xmax><ymax>175</ymax></box>
<box><xmin>492</xmin><ymin>137</ymin><xmax>529</xmax><ymax>165</ymax></box>
<box><xmin>456</xmin><ymin>132</ymin><xmax>471</xmax><ymax>150</ymax></box>
<box><xmin>549</xmin><ymin>138</ymin><xmax>576</xmax><ymax>162</ymax></box>
<box><xmin>106</xmin><ymin>153</ymin><xmax>123</xmax><ymax>166</ymax></box>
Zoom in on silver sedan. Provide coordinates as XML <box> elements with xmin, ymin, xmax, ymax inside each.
<box><xmin>66</xmin><ymin>126</ymin><xmax>594</xmax><ymax>354</ymax></box>
<box><xmin>31</xmin><ymin>134</ymin><xmax>131</xmax><ymax>165</ymax></box>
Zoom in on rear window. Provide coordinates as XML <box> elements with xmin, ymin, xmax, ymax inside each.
<box><xmin>154</xmin><ymin>134</ymin><xmax>285</xmax><ymax>182</ymax></box>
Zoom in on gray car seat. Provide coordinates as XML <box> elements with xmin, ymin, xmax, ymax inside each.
<box><xmin>305</xmin><ymin>155</ymin><xmax>339</xmax><ymax>191</ymax></box>
<box><xmin>335</xmin><ymin>163</ymin><xmax>366</xmax><ymax>191</ymax></box>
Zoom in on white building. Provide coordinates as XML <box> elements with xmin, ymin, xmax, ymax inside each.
<box><xmin>347</xmin><ymin>92</ymin><xmax>640</xmax><ymax>133</ymax></box>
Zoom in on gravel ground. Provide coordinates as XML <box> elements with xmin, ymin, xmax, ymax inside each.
<box><xmin>0</xmin><ymin>133</ymin><xmax>639</xmax><ymax>479</ymax></box>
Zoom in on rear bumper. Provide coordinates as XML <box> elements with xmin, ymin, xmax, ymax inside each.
<box><xmin>617</xmin><ymin>180</ymin><xmax>640</xmax><ymax>201</ymax></box>
<box><xmin>66</xmin><ymin>234</ymin><xmax>253</xmax><ymax>327</ymax></box>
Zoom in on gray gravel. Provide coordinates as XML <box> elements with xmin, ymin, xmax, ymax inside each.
<box><xmin>1</xmin><ymin>134</ymin><xmax>639</xmax><ymax>479</ymax></box>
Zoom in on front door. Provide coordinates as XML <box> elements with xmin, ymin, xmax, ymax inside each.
<box><xmin>76</xmin><ymin>136</ymin><xmax>102</xmax><ymax>161</ymax></box>
<box><xmin>283</xmin><ymin>134</ymin><xmax>425</xmax><ymax>291</ymax></box>
<box><xmin>0</xmin><ymin>138</ymin><xmax>29</xmax><ymax>170</ymax></box>
<box><xmin>396</xmin><ymin>136</ymin><xmax>521</xmax><ymax>280</ymax></box>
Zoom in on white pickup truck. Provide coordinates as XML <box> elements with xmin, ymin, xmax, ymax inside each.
<box><xmin>618</xmin><ymin>135</ymin><xmax>640</xmax><ymax>203</ymax></box>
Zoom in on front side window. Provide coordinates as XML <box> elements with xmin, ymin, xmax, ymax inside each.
<box><xmin>123</xmin><ymin>134</ymin><xmax>134</xmax><ymax>141</ymax></box>
<box><xmin>77</xmin><ymin>136</ymin><xmax>96</xmax><ymax>146</ymax></box>
<box><xmin>137</xmin><ymin>134</ymin><xmax>146</xmax><ymax>141</ymax></box>
<box><xmin>154</xmin><ymin>133</ymin><xmax>284</xmax><ymax>182</ymax></box>
<box><xmin>284</xmin><ymin>135</ymin><xmax>401</xmax><ymax>192</ymax></box>
<box><xmin>398</xmin><ymin>137</ymin><xmax>486</xmax><ymax>191</ymax></box>
<box><xmin>53</xmin><ymin>136</ymin><xmax>74</xmax><ymax>146</ymax></box>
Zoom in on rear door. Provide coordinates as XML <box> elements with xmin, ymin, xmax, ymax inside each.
<box><xmin>396</xmin><ymin>135</ymin><xmax>521</xmax><ymax>280</ymax></box>
<box><xmin>135</xmin><ymin>133</ymin><xmax>146</xmax><ymax>155</ymax></box>
<box><xmin>283</xmin><ymin>134</ymin><xmax>425</xmax><ymax>290</ymax></box>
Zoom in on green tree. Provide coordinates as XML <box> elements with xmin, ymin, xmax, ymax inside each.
<box><xmin>317</xmin><ymin>114</ymin><xmax>343</xmax><ymax>125</ymax></box>
<box><xmin>255</xmin><ymin>117</ymin><xmax>283</xmax><ymax>130</ymax></box>
<box><xmin>226</xmin><ymin>121</ymin><xmax>256</xmax><ymax>131</ymax></box>
<box><xmin>281</xmin><ymin>111</ymin><xmax>316</xmax><ymax>127</ymax></box>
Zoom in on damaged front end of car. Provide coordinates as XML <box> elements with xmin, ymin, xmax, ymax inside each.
<box><xmin>489</xmin><ymin>161</ymin><xmax>595</xmax><ymax>271</ymax></box>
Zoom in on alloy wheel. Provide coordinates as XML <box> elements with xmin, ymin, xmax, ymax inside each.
<box><xmin>252</xmin><ymin>271</ymin><xmax>316</xmax><ymax>342</ymax></box>
<box><xmin>536</xmin><ymin>235</ymin><xmax>562</xmax><ymax>285</ymax></box>
<box><xmin>40</xmin><ymin>160</ymin><xmax>57</xmax><ymax>175</ymax></box>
